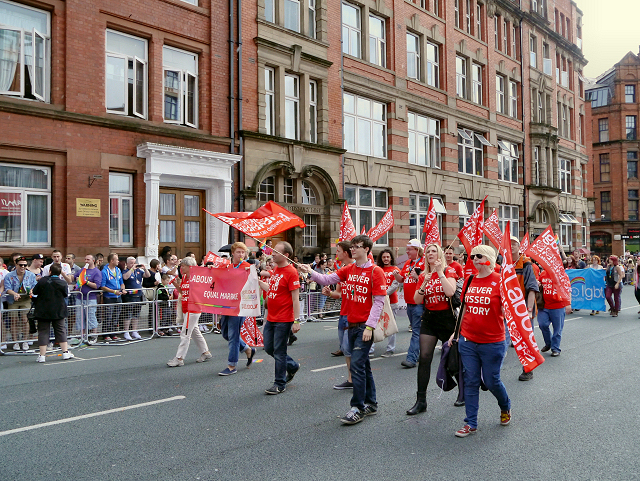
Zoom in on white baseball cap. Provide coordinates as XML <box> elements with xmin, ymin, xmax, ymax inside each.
<box><xmin>407</xmin><ymin>239</ymin><xmax>422</xmax><ymax>248</ymax></box>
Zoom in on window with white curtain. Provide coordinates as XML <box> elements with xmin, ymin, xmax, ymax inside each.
<box><xmin>163</xmin><ymin>46</ymin><xmax>198</xmax><ymax>128</ymax></box>
<box><xmin>309</xmin><ymin>80</ymin><xmax>317</xmax><ymax>143</ymax></box>
<box><xmin>498</xmin><ymin>140</ymin><xmax>518</xmax><ymax>183</ymax></box>
<box><xmin>342</xmin><ymin>2</ymin><xmax>361</xmax><ymax>58</ymax></box>
<box><xmin>408</xmin><ymin>112</ymin><xmax>440</xmax><ymax>168</ymax></box>
<box><xmin>109</xmin><ymin>173</ymin><xmax>133</xmax><ymax>246</ymax></box>
<box><xmin>106</xmin><ymin>30</ymin><xmax>147</xmax><ymax>119</ymax></box>
<box><xmin>265</xmin><ymin>67</ymin><xmax>275</xmax><ymax>135</ymax></box>
<box><xmin>159</xmin><ymin>192</ymin><xmax>176</xmax><ymax>243</ymax></box>
<box><xmin>426</xmin><ymin>42</ymin><xmax>439</xmax><ymax>88</ymax></box>
<box><xmin>284</xmin><ymin>0</ymin><xmax>300</xmax><ymax>32</ymax></box>
<box><xmin>0</xmin><ymin>0</ymin><xmax>50</xmax><ymax>102</ymax></box>
<box><xmin>407</xmin><ymin>32</ymin><xmax>420</xmax><ymax>80</ymax></box>
<box><xmin>559</xmin><ymin>158</ymin><xmax>571</xmax><ymax>194</ymax></box>
<box><xmin>345</xmin><ymin>185</ymin><xmax>389</xmax><ymax>245</ymax></box>
<box><xmin>0</xmin><ymin>163</ymin><xmax>50</xmax><ymax>246</ymax></box>
<box><xmin>309</xmin><ymin>0</ymin><xmax>316</xmax><ymax>38</ymax></box>
<box><xmin>343</xmin><ymin>92</ymin><xmax>386</xmax><ymax>157</ymax></box>
<box><xmin>496</xmin><ymin>74</ymin><xmax>505</xmax><ymax>113</ymax></box>
<box><xmin>471</xmin><ymin>63</ymin><xmax>482</xmax><ymax>104</ymax></box>
<box><xmin>301</xmin><ymin>180</ymin><xmax>317</xmax><ymax>205</ymax></box>
<box><xmin>284</xmin><ymin>74</ymin><xmax>299</xmax><ymax>140</ymax></box>
<box><xmin>369</xmin><ymin>14</ymin><xmax>385</xmax><ymax>67</ymax></box>
<box><xmin>456</xmin><ymin>56</ymin><xmax>467</xmax><ymax>98</ymax></box>
<box><xmin>509</xmin><ymin>80</ymin><xmax>517</xmax><ymax>118</ymax></box>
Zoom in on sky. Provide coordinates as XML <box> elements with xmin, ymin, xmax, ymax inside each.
<box><xmin>579</xmin><ymin>0</ymin><xmax>640</xmax><ymax>78</ymax></box>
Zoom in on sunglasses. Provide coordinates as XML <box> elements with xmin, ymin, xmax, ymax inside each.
<box><xmin>470</xmin><ymin>254</ymin><xmax>485</xmax><ymax>260</ymax></box>
<box><xmin>17</xmin><ymin>263</ymin><xmax>28</xmax><ymax>267</ymax></box>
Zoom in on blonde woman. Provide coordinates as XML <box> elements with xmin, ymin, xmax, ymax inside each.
<box><xmin>408</xmin><ymin>243</ymin><xmax>459</xmax><ymax>415</ymax></box>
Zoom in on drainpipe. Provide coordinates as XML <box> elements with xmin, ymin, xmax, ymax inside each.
<box><xmin>229</xmin><ymin>0</ymin><xmax>235</xmax><ymax>243</ymax></box>
<box><xmin>340</xmin><ymin>4</ymin><xmax>345</xmax><ymax>199</ymax></box>
<box><xmin>519</xmin><ymin>3</ymin><xmax>527</xmax><ymax>235</ymax></box>
<box><xmin>237</xmin><ymin>0</ymin><xmax>245</xmax><ymax>241</ymax></box>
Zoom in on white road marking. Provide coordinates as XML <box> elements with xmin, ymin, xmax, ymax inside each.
<box><xmin>323</xmin><ymin>327</ymin><xmax>338</xmax><ymax>330</ymax></box>
<box><xmin>0</xmin><ymin>396</ymin><xmax>186</xmax><ymax>437</ymax></box>
<box><xmin>311</xmin><ymin>351</ymin><xmax>408</xmax><ymax>372</ymax></box>
<box><xmin>43</xmin><ymin>354</ymin><xmax>122</xmax><ymax>365</ymax></box>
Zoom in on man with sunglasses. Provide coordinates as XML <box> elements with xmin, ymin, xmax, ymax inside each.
<box><xmin>4</xmin><ymin>256</ymin><xmax>37</xmax><ymax>350</ymax></box>
<box><xmin>301</xmin><ymin>235</ymin><xmax>386</xmax><ymax>424</ymax></box>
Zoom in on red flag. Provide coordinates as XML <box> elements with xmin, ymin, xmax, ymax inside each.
<box><xmin>519</xmin><ymin>232</ymin><xmax>530</xmax><ymax>255</ymax></box>
<box><xmin>204</xmin><ymin>251</ymin><xmax>231</xmax><ymax>268</ymax></box>
<box><xmin>361</xmin><ymin>225</ymin><xmax>367</xmax><ymax>235</ymax></box>
<box><xmin>339</xmin><ymin>202</ymin><xmax>357</xmax><ymax>241</ymax></box>
<box><xmin>499</xmin><ymin>221</ymin><xmax>545</xmax><ymax>373</ymax></box>
<box><xmin>524</xmin><ymin>226</ymin><xmax>571</xmax><ymax>302</ymax></box>
<box><xmin>457</xmin><ymin>198</ymin><xmax>486</xmax><ymax>254</ymax></box>
<box><xmin>205</xmin><ymin>201</ymin><xmax>306</xmax><ymax>238</ymax></box>
<box><xmin>368</xmin><ymin>206</ymin><xmax>394</xmax><ymax>242</ymax></box>
<box><xmin>484</xmin><ymin>209</ymin><xmax>503</xmax><ymax>249</ymax></box>
<box><xmin>422</xmin><ymin>198</ymin><xmax>441</xmax><ymax>246</ymax></box>
<box><xmin>240</xmin><ymin>317</ymin><xmax>264</xmax><ymax>347</ymax></box>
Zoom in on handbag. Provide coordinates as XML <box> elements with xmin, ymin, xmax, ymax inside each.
<box><xmin>535</xmin><ymin>281</ymin><xmax>545</xmax><ymax>310</ymax></box>
<box><xmin>27</xmin><ymin>301</ymin><xmax>37</xmax><ymax>334</ymax></box>
<box><xmin>373</xmin><ymin>296</ymin><xmax>398</xmax><ymax>342</ymax></box>
<box><xmin>447</xmin><ymin>275</ymin><xmax>474</xmax><ymax>377</ymax></box>
<box><xmin>448</xmin><ymin>277</ymin><xmax>464</xmax><ymax>309</ymax></box>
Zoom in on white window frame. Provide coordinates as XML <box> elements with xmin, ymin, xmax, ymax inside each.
<box><xmin>109</xmin><ymin>172</ymin><xmax>133</xmax><ymax>247</ymax></box>
<box><xmin>265</xmin><ymin>67</ymin><xmax>275</xmax><ymax>135</ymax></box>
<box><xmin>562</xmin><ymin>105</ymin><xmax>568</xmax><ymax>137</ymax></box>
<box><xmin>456</xmin><ymin>56</ymin><xmax>467</xmax><ymax>98</ymax></box>
<box><xmin>344</xmin><ymin>185</ymin><xmax>389</xmax><ymax>245</ymax></box>
<box><xmin>503</xmin><ymin>19</ymin><xmax>508</xmax><ymax>54</ymax></box>
<box><xmin>476</xmin><ymin>3</ymin><xmax>482</xmax><ymax>40</ymax></box>
<box><xmin>599</xmin><ymin>118</ymin><xmax>609</xmax><ymax>142</ymax></box>
<box><xmin>369</xmin><ymin>14</ymin><xmax>386</xmax><ymax>68</ymax></box>
<box><xmin>284</xmin><ymin>0</ymin><xmax>301</xmax><ymax>32</ymax></box>
<box><xmin>426</xmin><ymin>42</ymin><xmax>439</xmax><ymax>88</ymax></box>
<box><xmin>0</xmin><ymin>163</ymin><xmax>51</xmax><ymax>246</ymax></box>
<box><xmin>530</xmin><ymin>35</ymin><xmax>537</xmax><ymax>68</ymax></box>
<box><xmin>0</xmin><ymin>0</ymin><xmax>51</xmax><ymax>102</ymax></box>
<box><xmin>301</xmin><ymin>180</ymin><xmax>317</xmax><ymax>205</ymax></box>
<box><xmin>560</xmin><ymin>223</ymin><xmax>572</xmax><ymax>248</ymax></box>
<box><xmin>309</xmin><ymin>79</ymin><xmax>317</xmax><ymax>143</ymax></box>
<box><xmin>162</xmin><ymin>46</ymin><xmax>198</xmax><ymax>128</ymax></box>
<box><xmin>343</xmin><ymin>92</ymin><xmax>386</xmax><ymax>158</ymax></box>
<box><xmin>258</xmin><ymin>175</ymin><xmax>275</xmax><ymax>202</ymax></box>
<box><xmin>581</xmin><ymin>223</ymin><xmax>587</xmax><ymax>247</ymax></box>
<box><xmin>409</xmin><ymin>193</ymin><xmax>444</xmax><ymax>241</ymax></box>
<box><xmin>533</xmin><ymin>146</ymin><xmax>540</xmax><ymax>185</ymax></box>
<box><xmin>284</xmin><ymin>73</ymin><xmax>300</xmax><ymax>140</ymax></box>
<box><xmin>509</xmin><ymin>80</ymin><xmax>517</xmax><ymax>117</ymax></box>
<box><xmin>499</xmin><ymin>204</ymin><xmax>519</xmax><ymax>238</ymax></box>
<box><xmin>459</xmin><ymin>199</ymin><xmax>481</xmax><ymax>231</ymax></box>
<box><xmin>309</xmin><ymin>0</ymin><xmax>316</xmax><ymax>38</ymax></box>
<box><xmin>498</xmin><ymin>140</ymin><xmax>518</xmax><ymax>183</ymax></box>
<box><xmin>284</xmin><ymin>178</ymin><xmax>294</xmax><ymax>203</ymax></box>
<box><xmin>455</xmin><ymin>0</ymin><xmax>460</xmax><ymax>28</ymax></box>
<box><xmin>465</xmin><ymin>0</ymin><xmax>471</xmax><ymax>33</ymax></box>
<box><xmin>303</xmin><ymin>214</ymin><xmax>318</xmax><ymax>247</ymax></box>
<box><xmin>559</xmin><ymin>158</ymin><xmax>571</xmax><ymax>194</ymax></box>
<box><xmin>408</xmin><ymin>112</ymin><xmax>441</xmax><ymax>168</ymax></box>
<box><xmin>105</xmin><ymin>29</ymin><xmax>148</xmax><ymax>119</ymax></box>
<box><xmin>538</xmin><ymin>91</ymin><xmax>544</xmax><ymax>122</ymax></box>
<box><xmin>494</xmin><ymin>15</ymin><xmax>499</xmax><ymax>49</ymax></box>
<box><xmin>511</xmin><ymin>25</ymin><xmax>516</xmax><ymax>57</ymax></box>
<box><xmin>496</xmin><ymin>74</ymin><xmax>505</xmax><ymax>113</ymax></box>
<box><xmin>543</xmin><ymin>43</ymin><xmax>552</xmax><ymax>75</ymax></box>
<box><xmin>458</xmin><ymin>128</ymin><xmax>484</xmax><ymax>176</ymax></box>
<box><xmin>472</xmin><ymin>63</ymin><xmax>482</xmax><ymax>104</ymax></box>
<box><xmin>407</xmin><ymin>32</ymin><xmax>420</xmax><ymax>81</ymax></box>
<box><xmin>626</xmin><ymin>85</ymin><xmax>636</xmax><ymax>104</ymax></box>
<box><xmin>342</xmin><ymin>2</ymin><xmax>361</xmax><ymax>58</ymax></box>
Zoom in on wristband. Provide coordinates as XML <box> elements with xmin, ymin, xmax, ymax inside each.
<box><xmin>294</xmin><ymin>320</ymin><xmax>301</xmax><ymax>324</ymax></box>
<box><xmin>365</xmin><ymin>326</ymin><xmax>373</xmax><ymax>331</ymax></box>
<box><xmin>418</xmin><ymin>289</ymin><xmax>425</xmax><ymax>295</ymax></box>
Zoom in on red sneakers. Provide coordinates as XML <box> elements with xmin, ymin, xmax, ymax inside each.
<box><xmin>455</xmin><ymin>425</ymin><xmax>477</xmax><ymax>437</ymax></box>
<box><xmin>500</xmin><ymin>410</ymin><xmax>511</xmax><ymax>426</ymax></box>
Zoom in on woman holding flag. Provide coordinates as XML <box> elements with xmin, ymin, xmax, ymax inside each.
<box><xmin>407</xmin><ymin>243</ymin><xmax>461</xmax><ymax>415</ymax></box>
<box><xmin>450</xmin><ymin>245</ymin><xmax>511</xmax><ymax>437</ymax></box>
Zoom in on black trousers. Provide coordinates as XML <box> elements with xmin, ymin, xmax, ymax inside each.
<box><xmin>37</xmin><ymin>319</ymin><xmax>67</xmax><ymax>346</ymax></box>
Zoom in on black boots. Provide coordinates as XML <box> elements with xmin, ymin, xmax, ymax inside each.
<box><xmin>406</xmin><ymin>392</ymin><xmax>427</xmax><ymax>415</ymax></box>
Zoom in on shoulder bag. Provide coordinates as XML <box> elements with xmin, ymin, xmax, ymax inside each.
<box><xmin>446</xmin><ymin>275</ymin><xmax>474</xmax><ymax>377</ymax></box>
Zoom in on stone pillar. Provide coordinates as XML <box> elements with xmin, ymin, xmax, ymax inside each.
<box><xmin>144</xmin><ymin>172</ymin><xmax>161</xmax><ymax>259</ymax></box>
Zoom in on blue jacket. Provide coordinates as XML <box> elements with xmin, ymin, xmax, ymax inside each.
<box><xmin>4</xmin><ymin>270</ymin><xmax>37</xmax><ymax>304</ymax></box>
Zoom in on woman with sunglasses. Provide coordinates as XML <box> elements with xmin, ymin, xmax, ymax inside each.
<box><xmin>449</xmin><ymin>245</ymin><xmax>511</xmax><ymax>437</ymax></box>
<box><xmin>408</xmin><ymin>243</ymin><xmax>460</xmax><ymax>415</ymax></box>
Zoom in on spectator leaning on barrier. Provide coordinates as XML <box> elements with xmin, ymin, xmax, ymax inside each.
<box><xmin>122</xmin><ymin>257</ymin><xmax>150</xmax><ymax>341</ymax></box>
<box><xmin>33</xmin><ymin>263</ymin><xmax>75</xmax><ymax>363</ymax></box>
<box><xmin>100</xmin><ymin>253</ymin><xmax>125</xmax><ymax>341</ymax></box>
<box><xmin>166</xmin><ymin>257</ymin><xmax>212</xmax><ymax>367</ymax></box>
<box><xmin>78</xmin><ymin>254</ymin><xmax>102</xmax><ymax>344</ymax></box>
<box><xmin>4</xmin><ymin>256</ymin><xmax>37</xmax><ymax>351</ymax></box>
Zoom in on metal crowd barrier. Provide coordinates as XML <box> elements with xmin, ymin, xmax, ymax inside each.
<box><xmin>303</xmin><ymin>290</ymin><xmax>341</xmax><ymax>322</ymax></box>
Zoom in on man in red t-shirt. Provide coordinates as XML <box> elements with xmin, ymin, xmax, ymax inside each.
<box><xmin>167</xmin><ymin>257</ymin><xmax>212</xmax><ymax>367</ymax></box>
<box><xmin>258</xmin><ymin>241</ymin><xmax>301</xmax><ymax>395</ymax></box>
<box><xmin>393</xmin><ymin>239</ymin><xmax>426</xmax><ymax>368</ymax></box>
<box><xmin>445</xmin><ymin>247</ymin><xmax>464</xmax><ymax>279</ymax></box>
<box><xmin>302</xmin><ymin>235</ymin><xmax>386</xmax><ymax>425</ymax></box>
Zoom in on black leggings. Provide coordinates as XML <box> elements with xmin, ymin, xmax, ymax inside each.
<box><xmin>37</xmin><ymin>319</ymin><xmax>67</xmax><ymax>346</ymax></box>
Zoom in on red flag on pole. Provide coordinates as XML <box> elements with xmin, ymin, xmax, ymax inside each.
<box><xmin>205</xmin><ymin>201</ymin><xmax>306</xmax><ymax>238</ymax></box>
<box><xmin>422</xmin><ymin>197</ymin><xmax>441</xmax><ymax>246</ymax></box>
<box><xmin>524</xmin><ymin>226</ymin><xmax>571</xmax><ymax>302</ymax></box>
<box><xmin>361</xmin><ymin>225</ymin><xmax>367</xmax><ymax>235</ymax></box>
<box><xmin>499</xmin><ymin>221</ymin><xmax>545</xmax><ymax>373</ymax></box>
<box><xmin>203</xmin><ymin>251</ymin><xmax>231</xmax><ymax>268</ymax></box>
<box><xmin>368</xmin><ymin>206</ymin><xmax>394</xmax><ymax>242</ymax></box>
<box><xmin>457</xmin><ymin>197</ymin><xmax>486</xmax><ymax>276</ymax></box>
<box><xmin>484</xmin><ymin>209</ymin><xmax>503</xmax><ymax>249</ymax></box>
<box><xmin>339</xmin><ymin>202</ymin><xmax>357</xmax><ymax>241</ymax></box>
<box><xmin>519</xmin><ymin>231</ymin><xmax>530</xmax><ymax>255</ymax></box>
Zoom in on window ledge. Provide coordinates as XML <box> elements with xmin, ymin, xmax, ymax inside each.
<box><xmin>455</xmin><ymin>96</ymin><xmax>490</xmax><ymax>112</ymax></box>
<box><xmin>406</xmin><ymin>77</ymin><xmax>445</xmax><ymax>94</ymax></box>
<box><xmin>455</xmin><ymin>26</ymin><xmax>487</xmax><ymax>47</ymax></box>
<box><xmin>496</xmin><ymin>112</ymin><xmax>522</xmax><ymax>123</ymax></box>
<box><xmin>403</xmin><ymin>0</ymin><xmax>443</xmax><ymax>23</ymax></box>
<box><xmin>342</xmin><ymin>54</ymin><xmax>394</xmax><ymax>75</ymax></box>
<box><xmin>156</xmin><ymin>0</ymin><xmax>209</xmax><ymax>16</ymax></box>
<box><xmin>239</xmin><ymin>130</ymin><xmax>346</xmax><ymax>154</ymax></box>
<box><xmin>256</xmin><ymin>18</ymin><xmax>329</xmax><ymax>48</ymax></box>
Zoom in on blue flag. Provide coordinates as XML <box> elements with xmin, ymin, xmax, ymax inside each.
<box><xmin>566</xmin><ymin>269</ymin><xmax>606</xmax><ymax>311</ymax></box>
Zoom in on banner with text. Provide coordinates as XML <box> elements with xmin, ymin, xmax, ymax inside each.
<box><xmin>187</xmin><ymin>266</ymin><xmax>261</xmax><ymax>316</ymax></box>
<box><xmin>566</xmin><ymin>269</ymin><xmax>607</xmax><ymax>311</ymax></box>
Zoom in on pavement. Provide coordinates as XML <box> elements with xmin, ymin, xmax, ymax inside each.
<box><xmin>2</xmin><ymin>289</ymin><xmax>640</xmax><ymax>481</ymax></box>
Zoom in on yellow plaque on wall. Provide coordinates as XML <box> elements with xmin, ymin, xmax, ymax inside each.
<box><xmin>76</xmin><ymin>198</ymin><xmax>101</xmax><ymax>217</ymax></box>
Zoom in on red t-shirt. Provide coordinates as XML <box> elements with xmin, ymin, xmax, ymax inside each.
<box><xmin>181</xmin><ymin>276</ymin><xmax>191</xmax><ymax>313</ymax></box>
<box><xmin>381</xmin><ymin>265</ymin><xmax>400</xmax><ymax>304</ymax></box>
<box><xmin>417</xmin><ymin>267</ymin><xmax>457</xmax><ymax>311</ymax></box>
<box><xmin>540</xmin><ymin>270</ymin><xmax>570</xmax><ymax>310</ymax></box>
<box><xmin>267</xmin><ymin>264</ymin><xmax>300</xmax><ymax>322</ymax></box>
<box><xmin>447</xmin><ymin>261</ymin><xmax>464</xmax><ymax>279</ymax></box>
<box><xmin>400</xmin><ymin>257</ymin><xmax>426</xmax><ymax>305</ymax></box>
<box><xmin>336</xmin><ymin>263</ymin><xmax>387</xmax><ymax>324</ymax></box>
<box><xmin>460</xmin><ymin>272</ymin><xmax>505</xmax><ymax>343</ymax></box>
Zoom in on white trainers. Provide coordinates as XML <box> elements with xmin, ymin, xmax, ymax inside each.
<box><xmin>131</xmin><ymin>331</ymin><xmax>142</xmax><ymax>340</ymax></box>
<box><xmin>36</xmin><ymin>355</ymin><xmax>46</xmax><ymax>363</ymax></box>
<box><xmin>21</xmin><ymin>342</ymin><xmax>29</xmax><ymax>351</ymax></box>
<box><xmin>196</xmin><ymin>352</ymin><xmax>213</xmax><ymax>363</ymax></box>
<box><xmin>62</xmin><ymin>351</ymin><xmax>75</xmax><ymax>360</ymax></box>
<box><xmin>46</xmin><ymin>342</ymin><xmax>54</xmax><ymax>351</ymax></box>
<box><xmin>13</xmin><ymin>343</ymin><xmax>20</xmax><ymax>351</ymax></box>
<box><xmin>167</xmin><ymin>357</ymin><xmax>184</xmax><ymax>367</ymax></box>
<box><xmin>123</xmin><ymin>332</ymin><xmax>133</xmax><ymax>341</ymax></box>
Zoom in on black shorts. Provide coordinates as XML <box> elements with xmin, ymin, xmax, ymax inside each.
<box><xmin>420</xmin><ymin>308</ymin><xmax>455</xmax><ymax>341</ymax></box>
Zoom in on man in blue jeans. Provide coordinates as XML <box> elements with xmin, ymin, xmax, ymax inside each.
<box><xmin>302</xmin><ymin>235</ymin><xmax>386</xmax><ymax>424</ymax></box>
<box><xmin>258</xmin><ymin>241</ymin><xmax>301</xmax><ymax>394</ymax></box>
<box><xmin>394</xmin><ymin>239</ymin><xmax>425</xmax><ymax>368</ymax></box>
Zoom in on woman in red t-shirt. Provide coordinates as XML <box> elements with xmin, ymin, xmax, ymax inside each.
<box><xmin>377</xmin><ymin>249</ymin><xmax>400</xmax><ymax>357</ymax></box>
<box><xmin>451</xmin><ymin>244</ymin><xmax>511</xmax><ymax>438</ymax></box>
<box><xmin>407</xmin><ymin>243</ymin><xmax>458</xmax><ymax>415</ymax></box>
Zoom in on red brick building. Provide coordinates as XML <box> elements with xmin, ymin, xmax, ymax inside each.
<box><xmin>587</xmin><ymin>52</ymin><xmax>640</xmax><ymax>255</ymax></box>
